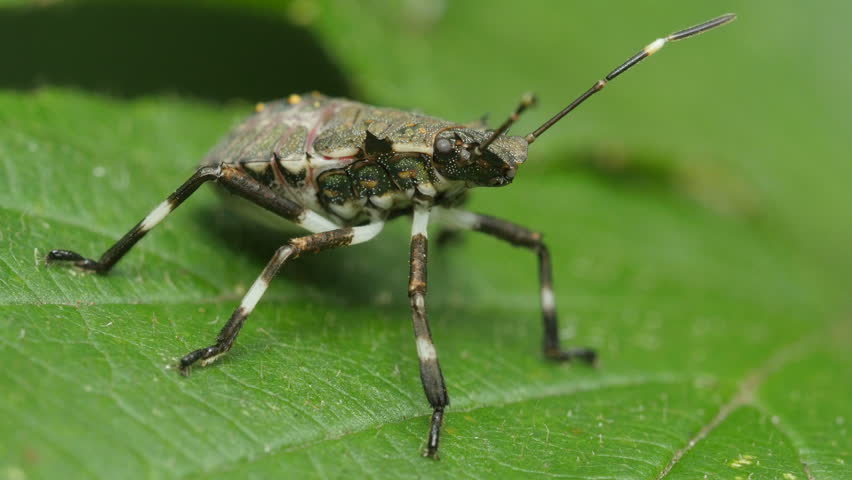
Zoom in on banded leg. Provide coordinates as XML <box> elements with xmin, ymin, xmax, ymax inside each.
<box><xmin>46</xmin><ymin>165</ymin><xmax>337</xmax><ymax>273</ymax></box>
<box><xmin>179</xmin><ymin>221</ymin><xmax>384</xmax><ymax>373</ymax></box>
<box><xmin>409</xmin><ymin>206</ymin><xmax>449</xmax><ymax>458</ymax></box>
<box><xmin>434</xmin><ymin>209</ymin><xmax>596</xmax><ymax>364</ymax></box>
<box><xmin>46</xmin><ymin>166</ymin><xmax>222</xmax><ymax>273</ymax></box>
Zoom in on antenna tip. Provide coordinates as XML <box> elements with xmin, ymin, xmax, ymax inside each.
<box><xmin>667</xmin><ymin>13</ymin><xmax>738</xmax><ymax>42</ymax></box>
<box><xmin>521</xmin><ymin>92</ymin><xmax>538</xmax><ymax>107</ymax></box>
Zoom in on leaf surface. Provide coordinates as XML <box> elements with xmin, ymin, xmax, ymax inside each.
<box><xmin>1</xmin><ymin>1</ymin><xmax>850</xmax><ymax>479</ymax></box>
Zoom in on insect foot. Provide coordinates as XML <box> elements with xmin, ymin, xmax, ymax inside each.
<box><xmin>178</xmin><ymin>345</ymin><xmax>230</xmax><ymax>376</ymax></box>
<box><xmin>425</xmin><ymin>408</ymin><xmax>445</xmax><ymax>459</ymax></box>
<box><xmin>45</xmin><ymin>249</ymin><xmax>109</xmax><ymax>273</ymax></box>
<box><xmin>545</xmin><ymin>346</ymin><xmax>599</xmax><ymax>366</ymax></box>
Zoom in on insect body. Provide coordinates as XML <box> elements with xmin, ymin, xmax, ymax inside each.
<box><xmin>201</xmin><ymin>93</ymin><xmax>528</xmax><ymax>228</ymax></box>
<box><xmin>46</xmin><ymin>14</ymin><xmax>736</xmax><ymax>458</ymax></box>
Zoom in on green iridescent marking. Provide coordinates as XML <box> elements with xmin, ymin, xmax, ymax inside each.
<box><xmin>380</xmin><ymin>153</ymin><xmax>431</xmax><ymax>189</ymax></box>
<box><xmin>316</xmin><ymin>169</ymin><xmax>355</xmax><ymax>205</ymax></box>
<box><xmin>349</xmin><ymin>161</ymin><xmax>394</xmax><ymax>198</ymax></box>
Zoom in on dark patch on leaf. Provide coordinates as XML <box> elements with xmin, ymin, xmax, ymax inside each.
<box><xmin>0</xmin><ymin>3</ymin><xmax>352</xmax><ymax>102</ymax></box>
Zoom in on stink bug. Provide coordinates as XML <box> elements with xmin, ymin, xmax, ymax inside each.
<box><xmin>46</xmin><ymin>14</ymin><xmax>736</xmax><ymax>458</ymax></box>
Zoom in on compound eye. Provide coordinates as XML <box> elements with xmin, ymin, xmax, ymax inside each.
<box><xmin>435</xmin><ymin>138</ymin><xmax>452</xmax><ymax>154</ymax></box>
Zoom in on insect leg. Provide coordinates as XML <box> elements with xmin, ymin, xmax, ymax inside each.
<box><xmin>433</xmin><ymin>209</ymin><xmax>597</xmax><ymax>364</ymax></box>
<box><xmin>215</xmin><ymin>165</ymin><xmax>338</xmax><ymax>233</ymax></box>
<box><xmin>178</xmin><ymin>221</ymin><xmax>385</xmax><ymax>373</ymax></box>
<box><xmin>408</xmin><ymin>206</ymin><xmax>450</xmax><ymax>458</ymax></box>
<box><xmin>46</xmin><ymin>165</ymin><xmax>222</xmax><ymax>273</ymax></box>
<box><xmin>46</xmin><ymin>165</ymin><xmax>337</xmax><ymax>273</ymax></box>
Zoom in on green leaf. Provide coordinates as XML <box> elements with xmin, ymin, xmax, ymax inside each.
<box><xmin>2</xmin><ymin>1</ymin><xmax>851</xmax><ymax>479</ymax></box>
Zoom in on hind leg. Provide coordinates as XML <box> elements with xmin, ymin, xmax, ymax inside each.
<box><xmin>47</xmin><ymin>166</ymin><xmax>222</xmax><ymax>273</ymax></box>
<box><xmin>46</xmin><ymin>164</ymin><xmax>338</xmax><ymax>273</ymax></box>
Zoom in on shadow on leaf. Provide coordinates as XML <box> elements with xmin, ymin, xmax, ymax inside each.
<box><xmin>0</xmin><ymin>2</ymin><xmax>351</xmax><ymax>102</ymax></box>
<box><xmin>194</xmin><ymin>200</ymin><xmax>412</xmax><ymax>308</ymax></box>
<box><xmin>552</xmin><ymin>143</ymin><xmax>764</xmax><ymax>221</ymax></box>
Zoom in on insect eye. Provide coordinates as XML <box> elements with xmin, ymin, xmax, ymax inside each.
<box><xmin>435</xmin><ymin>138</ymin><xmax>452</xmax><ymax>154</ymax></box>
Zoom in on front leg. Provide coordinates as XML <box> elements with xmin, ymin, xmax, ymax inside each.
<box><xmin>434</xmin><ymin>209</ymin><xmax>597</xmax><ymax>364</ymax></box>
<box><xmin>408</xmin><ymin>205</ymin><xmax>450</xmax><ymax>458</ymax></box>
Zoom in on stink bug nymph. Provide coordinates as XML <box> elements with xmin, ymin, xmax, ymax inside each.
<box><xmin>46</xmin><ymin>15</ymin><xmax>736</xmax><ymax>458</ymax></box>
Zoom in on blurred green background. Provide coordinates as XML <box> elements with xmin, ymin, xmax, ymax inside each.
<box><xmin>1</xmin><ymin>1</ymin><xmax>849</xmax><ymax>479</ymax></box>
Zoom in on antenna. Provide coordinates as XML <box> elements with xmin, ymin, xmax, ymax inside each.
<box><xmin>474</xmin><ymin>93</ymin><xmax>537</xmax><ymax>156</ymax></box>
<box><xmin>524</xmin><ymin>13</ymin><xmax>736</xmax><ymax>145</ymax></box>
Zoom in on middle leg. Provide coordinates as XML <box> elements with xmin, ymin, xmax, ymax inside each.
<box><xmin>178</xmin><ymin>220</ymin><xmax>384</xmax><ymax>373</ymax></box>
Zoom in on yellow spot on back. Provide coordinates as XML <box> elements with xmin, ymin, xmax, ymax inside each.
<box><xmin>287</xmin><ymin>94</ymin><xmax>302</xmax><ymax>105</ymax></box>
<box><xmin>397</xmin><ymin>170</ymin><xmax>416</xmax><ymax>179</ymax></box>
<box><xmin>255</xmin><ymin>102</ymin><xmax>266</xmax><ymax>112</ymax></box>
<box><xmin>360</xmin><ymin>179</ymin><xmax>378</xmax><ymax>188</ymax></box>
<box><xmin>323</xmin><ymin>189</ymin><xmax>338</xmax><ymax>197</ymax></box>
